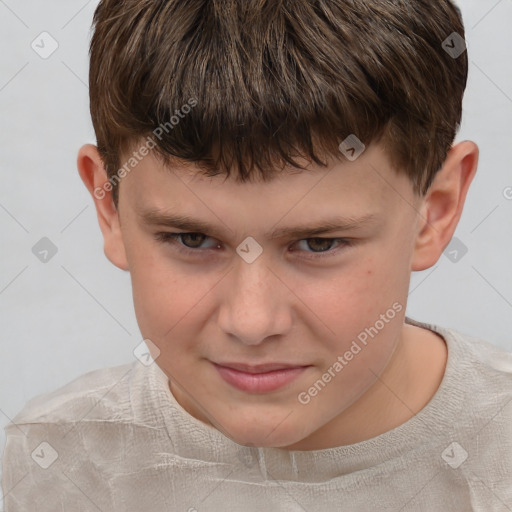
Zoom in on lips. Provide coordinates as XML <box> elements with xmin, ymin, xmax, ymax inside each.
<box><xmin>214</xmin><ymin>362</ymin><xmax>308</xmax><ymax>373</ymax></box>
<box><xmin>212</xmin><ymin>362</ymin><xmax>310</xmax><ymax>393</ymax></box>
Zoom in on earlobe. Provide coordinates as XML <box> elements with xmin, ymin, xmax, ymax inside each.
<box><xmin>77</xmin><ymin>144</ymin><xmax>129</xmax><ymax>271</ymax></box>
<box><xmin>411</xmin><ymin>141</ymin><xmax>479</xmax><ymax>271</ymax></box>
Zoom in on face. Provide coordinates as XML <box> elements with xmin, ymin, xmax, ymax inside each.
<box><xmin>109</xmin><ymin>141</ymin><xmax>426</xmax><ymax>449</ymax></box>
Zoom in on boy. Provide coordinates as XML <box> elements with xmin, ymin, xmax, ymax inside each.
<box><xmin>2</xmin><ymin>0</ymin><xmax>511</xmax><ymax>510</ymax></box>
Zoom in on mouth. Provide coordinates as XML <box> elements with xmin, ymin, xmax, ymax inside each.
<box><xmin>212</xmin><ymin>362</ymin><xmax>311</xmax><ymax>393</ymax></box>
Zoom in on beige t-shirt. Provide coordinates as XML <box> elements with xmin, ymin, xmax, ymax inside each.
<box><xmin>2</xmin><ymin>316</ymin><xmax>512</xmax><ymax>511</ymax></box>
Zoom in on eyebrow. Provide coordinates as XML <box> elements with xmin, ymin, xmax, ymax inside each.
<box><xmin>139</xmin><ymin>208</ymin><xmax>381</xmax><ymax>240</ymax></box>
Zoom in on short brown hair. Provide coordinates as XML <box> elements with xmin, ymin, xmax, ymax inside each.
<box><xmin>88</xmin><ymin>0</ymin><xmax>467</xmax><ymax>208</ymax></box>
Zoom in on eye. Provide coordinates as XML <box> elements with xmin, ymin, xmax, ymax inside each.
<box><xmin>291</xmin><ymin>238</ymin><xmax>354</xmax><ymax>259</ymax></box>
<box><xmin>154</xmin><ymin>232</ymin><xmax>355</xmax><ymax>260</ymax></box>
<box><xmin>296</xmin><ymin>238</ymin><xmax>340</xmax><ymax>253</ymax></box>
<box><xmin>154</xmin><ymin>232</ymin><xmax>220</xmax><ymax>253</ymax></box>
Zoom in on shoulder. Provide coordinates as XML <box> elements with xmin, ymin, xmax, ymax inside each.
<box><xmin>452</xmin><ymin>327</ymin><xmax>512</xmax><ymax>377</ymax></box>
<box><xmin>434</xmin><ymin>320</ymin><xmax>512</xmax><ymax>399</ymax></box>
<box><xmin>2</xmin><ymin>362</ymin><xmax>144</xmax><ymax>508</ymax></box>
<box><xmin>406</xmin><ymin>318</ymin><xmax>512</xmax><ymax>500</ymax></box>
<box><xmin>447</xmin><ymin>329</ymin><xmax>512</xmax><ymax>499</ymax></box>
<box><xmin>448</xmin><ymin>327</ymin><xmax>512</xmax><ymax>419</ymax></box>
<box><xmin>408</xmin><ymin>316</ymin><xmax>512</xmax><ymax>380</ymax></box>
<box><xmin>7</xmin><ymin>361</ymin><xmax>139</xmax><ymax>428</ymax></box>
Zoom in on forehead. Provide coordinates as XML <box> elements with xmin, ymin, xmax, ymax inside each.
<box><xmin>120</xmin><ymin>139</ymin><xmax>414</xmax><ymax>220</ymax></box>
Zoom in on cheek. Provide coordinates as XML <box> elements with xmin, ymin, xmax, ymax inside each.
<box><xmin>295</xmin><ymin>258</ymin><xmax>389</xmax><ymax>328</ymax></box>
<box><xmin>295</xmin><ymin>251</ymin><xmax>406</xmax><ymax>361</ymax></box>
<box><xmin>127</xmin><ymin>245</ymin><xmax>186</xmax><ymax>336</ymax></box>
<box><xmin>128</xmin><ymin>247</ymin><xmax>219</xmax><ymax>350</ymax></box>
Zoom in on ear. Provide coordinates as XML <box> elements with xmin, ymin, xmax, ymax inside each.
<box><xmin>77</xmin><ymin>144</ymin><xmax>129</xmax><ymax>271</ymax></box>
<box><xmin>411</xmin><ymin>140</ymin><xmax>479</xmax><ymax>271</ymax></box>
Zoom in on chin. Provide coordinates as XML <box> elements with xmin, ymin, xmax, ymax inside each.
<box><xmin>220</xmin><ymin>418</ymin><xmax>311</xmax><ymax>449</ymax></box>
<box><xmin>227</xmin><ymin>432</ymin><xmax>302</xmax><ymax>449</ymax></box>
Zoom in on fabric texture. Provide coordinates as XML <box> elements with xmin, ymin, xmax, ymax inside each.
<box><xmin>2</xmin><ymin>316</ymin><xmax>512</xmax><ymax>511</ymax></box>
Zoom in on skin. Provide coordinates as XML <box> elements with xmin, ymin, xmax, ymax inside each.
<box><xmin>77</xmin><ymin>139</ymin><xmax>478</xmax><ymax>450</ymax></box>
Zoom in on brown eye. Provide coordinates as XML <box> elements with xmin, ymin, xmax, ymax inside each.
<box><xmin>178</xmin><ymin>233</ymin><xmax>207</xmax><ymax>248</ymax></box>
<box><xmin>305</xmin><ymin>238</ymin><xmax>337</xmax><ymax>253</ymax></box>
<box><xmin>154</xmin><ymin>232</ymin><xmax>221</xmax><ymax>255</ymax></box>
<box><xmin>291</xmin><ymin>237</ymin><xmax>354</xmax><ymax>260</ymax></box>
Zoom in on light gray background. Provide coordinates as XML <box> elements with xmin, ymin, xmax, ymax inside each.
<box><xmin>1</xmin><ymin>0</ymin><xmax>511</xmax><ymax>506</ymax></box>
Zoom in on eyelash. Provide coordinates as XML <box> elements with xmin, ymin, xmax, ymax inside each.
<box><xmin>153</xmin><ymin>232</ymin><xmax>355</xmax><ymax>260</ymax></box>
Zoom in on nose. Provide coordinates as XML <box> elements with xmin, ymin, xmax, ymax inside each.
<box><xmin>217</xmin><ymin>256</ymin><xmax>293</xmax><ymax>346</ymax></box>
